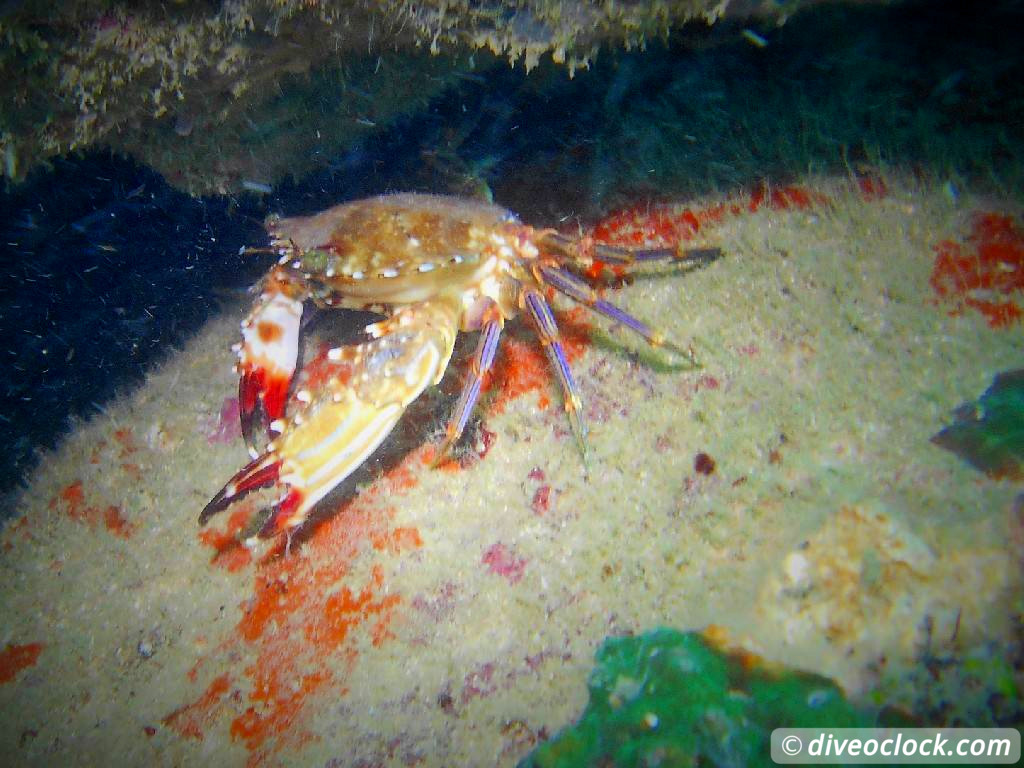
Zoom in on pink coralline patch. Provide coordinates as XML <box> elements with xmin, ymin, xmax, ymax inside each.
<box><xmin>482</xmin><ymin>542</ymin><xmax>528</xmax><ymax>584</ymax></box>
<box><xmin>207</xmin><ymin>397</ymin><xmax>242</xmax><ymax>445</ymax></box>
<box><xmin>411</xmin><ymin>582</ymin><xmax>458</xmax><ymax>623</ymax></box>
<box><xmin>734</xmin><ymin>343</ymin><xmax>760</xmax><ymax>358</ymax></box>
<box><xmin>696</xmin><ymin>373</ymin><xmax>720</xmax><ymax>390</ymax></box>
<box><xmin>531</xmin><ymin>485</ymin><xmax>551</xmax><ymax>515</ymax></box>
<box><xmin>461</xmin><ymin>662</ymin><xmax>498</xmax><ymax>704</ymax></box>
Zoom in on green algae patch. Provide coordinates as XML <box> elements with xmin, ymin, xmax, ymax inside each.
<box><xmin>520</xmin><ymin>628</ymin><xmax>871</xmax><ymax>768</ymax></box>
<box><xmin>932</xmin><ymin>369</ymin><xmax>1024</xmax><ymax>481</ymax></box>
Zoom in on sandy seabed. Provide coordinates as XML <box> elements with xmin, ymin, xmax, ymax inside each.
<box><xmin>1</xmin><ymin>175</ymin><xmax>1021</xmax><ymax>766</ymax></box>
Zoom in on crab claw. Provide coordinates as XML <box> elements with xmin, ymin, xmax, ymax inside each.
<box><xmin>236</xmin><ymin>290</ymin><xmax>304</xmax><ymax>456</ymax></box>
<box><xmin>203</xmin><ymin>300</ymin><xmax>459</xmax><ymax>540</ymax></box>
<box><xmin>198</xmin><ymin>454</ymin><xmax>282</xmax><ymax>525</ymax></box>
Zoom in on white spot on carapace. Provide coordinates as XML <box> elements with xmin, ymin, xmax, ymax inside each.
<box><xmin>296</xmin><ymin>389</ymin><xmax>311</xmax><ymax>403</ymax></box>
<box><xmin>269</xmin><ymin>418</ymin><xmax>286</xmax><ymax>434</ymax></box>
<box><xmin>327</xmin><ymin>347</ymin><xmax>344</xmax><ymax>361</ymax></box>
<box><xmin>352</xmin><ymin>270</ymin><xmax>364</xmax><ymax>280</ymax></box>
<box><xmin>418</xmin><ymin>262</ymin><xmax>435</xmax><ymax>272</ymax></box>
<box><xmin>451</xmin><ymin>254</ymin><xmax>464</xmax><ymax>264</ymax></box>
<box><xmin>325</xmin><ymin>268</ymin><xmax>335</xmax><ymax>278</ymax></box>
<box><xmin>408</xmin><ymin>236</ymin><xmax>421</xmax><ymax>247</ymax></box>
<box><xmin>380</xmin><ymin>267</ymin><xmax>399</xmax><ymax>278</ymax></box>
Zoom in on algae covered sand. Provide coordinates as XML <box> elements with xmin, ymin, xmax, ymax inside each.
<box><xmin>1</xmin><ymin>176</ymin><xmax>1021</xmax><ymax>765</ymax></box>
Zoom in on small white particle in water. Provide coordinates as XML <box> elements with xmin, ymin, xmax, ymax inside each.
<box><xmin>644</xmin><ymin>712</ymin><xmax>659</xmax><ymax>729</ymax></box>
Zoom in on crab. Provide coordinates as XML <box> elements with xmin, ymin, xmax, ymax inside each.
<box><xmin>200</xmin><ymin>193</ymin><xmax>720</xmax><ymax>539</ymax></box>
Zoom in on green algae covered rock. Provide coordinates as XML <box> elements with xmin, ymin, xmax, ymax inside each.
<box><xmin>521</xmin><ymin>628</ymin><xmax>872</xmax><ymax>768</ymax></box>
<box><xmin>932</xmin><ymin>369</ymin><xmax>1024</xmax><ymax>481</ymax></box>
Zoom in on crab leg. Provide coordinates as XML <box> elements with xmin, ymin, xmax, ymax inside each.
<box><xmin>538</xmin><ymin>264</ymin><xmax>700</xmax><ymax>366</ymax></box>
<box><xmin>521</xmin><ymin>287</ymin><xmax>588</xmax><ymax>461</ymax></box>
<box><xmin>433</xmin><ymin>301</ymin><xmax>504</xmax><ymax>463</ymax></box>
<box><xmin>586</xmin><ymin>243</ymin><xmax>721</xmax><ymax>267</ymax></box>
<box><xmin>202</xmin><ymin>299</ymin><xmax>460</xmax><ymax>537</ymax></box>
<box><xmin>539</xmin><ymin>231</ymin><xmax>721</xmax><ymax>268</ymax></box>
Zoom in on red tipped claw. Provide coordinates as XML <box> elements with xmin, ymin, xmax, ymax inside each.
<box><xmin>199</xmin><ymin>455</ymin><xmax>282</xmax><ymax>525</ymax></box>
<box><xmin>200</xmin><ymin>455</ymin><xmax>308</xmax><ymax>540</ymax></box>
<box><xmin>238</xmin><ymin>366</ymin><xmax>291</xmax><ymax>454</ymax></box>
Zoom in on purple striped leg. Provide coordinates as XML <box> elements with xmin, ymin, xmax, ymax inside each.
<box><xmin>540</xmin><ymin>231</ymin><xmax>721</xmax><ymax>269</ymax></box>
<box><xmin>521</xmin><ymin>287</ymin><xmax>588</xmax><ymax>463</ymax></box>
<box><xmin>537</xmin><ymin>264</ymin><xmax>700</xmax><ymax>366</ymax></box>
<box><xmin>433</xmin><ymin>303</ymin><xmax>504</xmax><ymax>464</ymax></box>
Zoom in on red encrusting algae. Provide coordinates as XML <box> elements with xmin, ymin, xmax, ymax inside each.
<box><xmin>0</xmin><ymin>643</ymin><xmax>43</xmax><ymax>684</ymax></box>
<box><xmin>931</xmin><ymin>212</ymin><xmax>1024</xmax><ymax>328</ymax></box>
<box><xmin>198</xmin><ymin>506</ymin><xmax>254</xmax><ymax>572</ymax></box>
<box><xmin>587</xmin><ymin>181</ymin><xmax>830</xmax><ymax>255</ymax></box>
<box><xmin>162</xmin><ymin>673</ymin><xmax>232</xmax><ymax>740</ymax></box>
<box><xmin>102</xmin><ymin>505</ymin><xmax>135</xmax><ymax>539</ymax></box>
<box><xmin>49</xmin><ymin>480</ymin><xmax>136</xmax><ymax>539</ymax></box>
<box><xmin>183</xmin><ymin>455</ymin><xmax>424</xmax><ymax>765</ymax></box>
